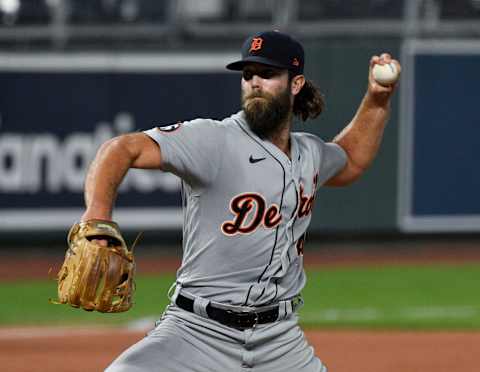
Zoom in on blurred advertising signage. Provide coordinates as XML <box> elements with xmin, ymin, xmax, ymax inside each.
<box><xmin>398</xmin><ymin>40</ymin><xmax>480</xmax><ymax>232</ymax></box>
<box><xmin>0</xmin><ymin>53</ymin><xmax>239</xmax><ymax>230</ymax></box>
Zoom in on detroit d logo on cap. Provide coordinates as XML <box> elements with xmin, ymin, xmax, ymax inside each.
<box><xmin>249</xmin><ymin>37</ymin><xmax>263</xmax><ymax>52</ymax></box>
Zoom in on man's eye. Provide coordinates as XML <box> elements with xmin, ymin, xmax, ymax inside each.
<box><xmin>242</xmin><ymin>70</ymin><xmax>253</xmax><ymax>81</ymax></box>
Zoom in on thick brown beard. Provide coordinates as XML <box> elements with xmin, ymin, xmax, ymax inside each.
<box><xmin>242</xmin><ymin>88</ymin><xmax>292</xmax><ymax>139</ymax></box>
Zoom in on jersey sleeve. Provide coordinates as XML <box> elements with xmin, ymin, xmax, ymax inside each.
<box><xmin>318</xmin><ymin>142</ymin><xmax>348</xmax><ymax>185</ymax></box>
<box><xmin>307</xmin><ymin>135</ymin><xmax>347</xmax><ymax>187</ymax></box>
<box><xmin>143</xmin><ymin>119</ymin><xmax>225</xmax><ymax>188</ymax></box>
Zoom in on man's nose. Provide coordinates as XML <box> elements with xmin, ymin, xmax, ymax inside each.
<box><xmin>250</xmin><ymin>74</ymin><xmax>262</xmax><ymax>89</ymax></box>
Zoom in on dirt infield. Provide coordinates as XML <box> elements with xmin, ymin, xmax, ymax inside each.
<box><xmin>0</xmin><ymin>327</ymin><xmax>479</xmax><ymax>372</ymax></box>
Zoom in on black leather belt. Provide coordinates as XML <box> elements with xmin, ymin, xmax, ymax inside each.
<box><xmin>175</xmin><ymin>294</ymin><xmax>279</xmax><ymax>329</ymax></box>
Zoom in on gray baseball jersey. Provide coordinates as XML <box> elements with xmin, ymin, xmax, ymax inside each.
<box><xmin>144</xmin><ymin>111</ymin><xmax>346</xmax><ymax>306</ymax></box>
<box><xmin>106</xmin><ymin>111</ymin><xmax>346</xmax><ymax>372</ymax></box>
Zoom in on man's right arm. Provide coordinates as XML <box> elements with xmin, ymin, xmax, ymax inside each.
<box><xmin>81</xmin><ymin>133</ymin><xmax>162</xmax><ymax>221</ymax></box>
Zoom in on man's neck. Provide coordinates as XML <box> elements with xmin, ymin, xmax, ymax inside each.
<box><xmin>268</xmin><ymin>118</ymin><xmax>292</xmax><ymax>159</ymax></box>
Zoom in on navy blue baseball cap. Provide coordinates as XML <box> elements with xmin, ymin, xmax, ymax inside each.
<box><xmin>226</xmin><ymin>30</ymin><xmax>305</xmax><ymax>75</ymax></box>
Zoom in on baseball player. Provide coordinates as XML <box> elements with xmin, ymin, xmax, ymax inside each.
<box><xmin>81</xmin><ymin>30</ymin><xmax>400</xmax><ymax>371</ymax></box>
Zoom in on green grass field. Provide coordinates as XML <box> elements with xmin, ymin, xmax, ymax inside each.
<box><xmin>1</xmin><ymin>264</ymin><xmax>479</xmax><ymax>330</ymax></box>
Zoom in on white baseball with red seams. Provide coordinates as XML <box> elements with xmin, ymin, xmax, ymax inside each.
<box><xmin>372</xmin><ymin>62</ymin><xmax>399</xmax><ymax>86</ymax></box>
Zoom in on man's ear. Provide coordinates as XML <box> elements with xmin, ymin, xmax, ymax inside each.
<box><xmin>291</xmin><ymin>75</ymin><xmax>305</xmax><ymax>96</ymax></box>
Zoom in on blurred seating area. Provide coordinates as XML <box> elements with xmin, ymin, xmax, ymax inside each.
<box><xmin>1</xmin><ymin>0</ymin><xmax>480</xmax><ymax>27</ymax></box>
<box><xmin>68</xmin><ymin>0</ymin><xmax>168</xmax><ymax>24</ymax></box>
<box><xmin>297</xmin><ymin>0</ymin><xmax>404</xmax><ymax>20</ymax></box>
<box><xmin>0</xmin><ymin>0</ymin><xmax>50</xmax><ymax>26</ymax></box>
<box><xmin>439</xmin><ymin>0</ymin><xmax>480</xmax><ymax>19</ymax></box>
<box><xmin>0</xmin><ymin>0</ymin><xmax>478</xmax><ymax>47</ymax></box>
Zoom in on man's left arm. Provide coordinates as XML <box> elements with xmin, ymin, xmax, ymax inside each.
<box><xmin>326</xmin><ymin>53</ymin><xmax>401</xmax><ymax>187</ymax></box>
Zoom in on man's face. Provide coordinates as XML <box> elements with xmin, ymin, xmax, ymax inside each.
<box><xmin>241</xmin><ymin>63</ymin><xmax>292</xmax><ymax>138</ymax></box>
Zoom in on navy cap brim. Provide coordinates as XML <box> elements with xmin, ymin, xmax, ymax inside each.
<box><xmin>226</xmin><ymin>56</ymin><xmax>291</xmax><ymax>71</ymax></box>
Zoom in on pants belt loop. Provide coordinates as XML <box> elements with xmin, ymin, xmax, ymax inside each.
<box><xmin>193</xmin><ymin>296</ymin><xmax>210</xmax><ymax>318</ymax></box>
<box><xmin>169</xmin><ymin>282</ymin><xmax>182</xmax><ymax>303</ymax></box>
<box><xmin>284</xmin><ymin>300</ymin><xmax>293</xmax><ymax>318</ymax></box>
<box><xmin>276</xmin><ymin>299</ymin><xmax>295</xmax><ymax>320</ymax></box>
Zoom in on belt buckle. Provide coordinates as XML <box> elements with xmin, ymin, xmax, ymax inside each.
<box><xmin>227</xmin><ymin>309</ymin><xmax>258</xmax><ymax>329</ymax></box>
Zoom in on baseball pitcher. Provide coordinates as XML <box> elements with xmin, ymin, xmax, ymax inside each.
<box><xmin>63</xmin><ymin>30</ymin><xmax>400</xmax><ymax>371</ymax></box>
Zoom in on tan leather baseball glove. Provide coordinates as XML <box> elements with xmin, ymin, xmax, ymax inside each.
<box><xmin>55</xmin><ymin>220</ymin><xmax>135</xmax><ymax>313</ymax></box>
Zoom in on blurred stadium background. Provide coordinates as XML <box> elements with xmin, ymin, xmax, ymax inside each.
<box><xmin>0</xmin><ymin>0</ymin><xmax>479</xmax><ymax>238</ymax></box>
<box><xmin>0</xmin><ymin>2</ymin><xmax>480</xmax><ymax>371</ymax></box>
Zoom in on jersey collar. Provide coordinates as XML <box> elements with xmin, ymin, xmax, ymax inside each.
<box><xmin>233</xmin><ymin>111</ymin><xmax>299</xmax><ymax>167</ymax></box>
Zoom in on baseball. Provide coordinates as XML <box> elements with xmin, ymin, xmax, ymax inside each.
<box><xmin>372</xmin><ymin>62</ymin><xmax>399</xmax><ymax>86</ymax></box>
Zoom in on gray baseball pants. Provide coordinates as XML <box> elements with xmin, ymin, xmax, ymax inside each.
<box><xmin>105</xmin><ymin>305</ymin><xmax>327</xmax><ymax>372</ymax></box>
